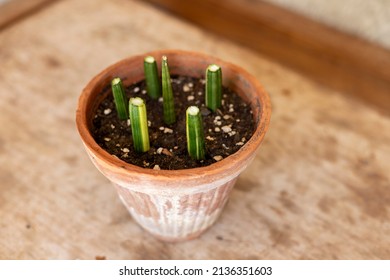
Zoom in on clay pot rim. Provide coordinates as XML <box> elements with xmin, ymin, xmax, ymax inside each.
<box><xmin>76</xmin><ymin>49</ymin><xmax>271</xmax><ymax>180</ymax></box>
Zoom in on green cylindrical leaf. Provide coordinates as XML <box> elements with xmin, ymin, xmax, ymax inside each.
<box><xmin>144</xmin><ymin>56</ymin><xmax>161</xmax><ymax>99</ymax></box>
<box><xmin>111</xmin><ymin>77</ymin><xmax>128</xmax><ymax>120</ymax></box>
<box><xmin>186</xmin><ymin>106</ymin><xmax>205</xmax><ymax>160</ymax></box>
<box><xmin>161</xmin><ymin>56</ymin><xmax>176</xmax><ymax>125</ymax></box>
<box><xmin>129</xmin><ymin>97</ymin><xmax>150</xmax><ymax>153</ymax></box>
<box><xmin>205</xmin><ymin>64</ymin><xmax>222</xmax><ymax>112</ymax></box>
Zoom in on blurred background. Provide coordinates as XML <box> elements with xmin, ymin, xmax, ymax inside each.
<box><xmin>1</xmin><ymin>0</ymin><xmax>389</xmax><ymax>111</ymax></box>
<box><xmin>2</xmin><ymin>0</ymin><xmax>389</xmax><ymax>47</ymax></box>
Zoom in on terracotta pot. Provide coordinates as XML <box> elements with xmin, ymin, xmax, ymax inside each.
<box><xmin>76</xmin><ymin>50</ymin><xmax>271</xmax><ymax>242</ymax></box>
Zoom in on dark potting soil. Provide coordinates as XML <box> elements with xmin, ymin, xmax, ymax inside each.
<box><xmin>92</xmin><ymin>75</ymin><xmax>255</xmax><ymax>170</ymax></box>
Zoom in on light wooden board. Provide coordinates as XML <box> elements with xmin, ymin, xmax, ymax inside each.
<box><xmin>0</xmin><ymin>0</ymin><xmax>389</xmax><ymax>259</ymax></box>
<box><xmin>0</xmin><ymin>0</ymin><xmax>58</xmax><ymax>29</ymax></box>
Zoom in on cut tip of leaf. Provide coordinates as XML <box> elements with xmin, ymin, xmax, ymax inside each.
<box><xmin>111</xmin><ymin>77</ymin><xmax>121</xmax><ymax>85</ymax></box>
<box><xmin>187</xmin><ymin>106</ymin><xmax>200</xmax><ymax>116</ymax></box>
<box><xmin>208</xmin><ymin>64</ymin><xmax>220</xmax><ymax>72</ymax></box>
<box><xmin>130</xmin><ymin>97</ymin><xmax>144</xmax><ymax>106</ymax></box>
<box><xmin>144</xmin><ymin>56</ymin><xmax>155</xmax><ymax>63</ymax></box>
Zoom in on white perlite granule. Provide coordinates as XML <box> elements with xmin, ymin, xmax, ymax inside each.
<box><xmin>164</xmin><ymin>128</ymin><xmax>173</xmax><ymax>134</ymax></box>
<box><xmin>183</xmin><ymin>84</ymin><xmax>191</xmax><ymax>92</ymax></box>
<box><xmin>213</xmin><ymin>155</ymin><xmax>223</xmax><ymax>161</ymax></box>
<box><xmin>221</xmin><ymin>126</ymin><xmax>232</xmax><ymax>133</ymax></box>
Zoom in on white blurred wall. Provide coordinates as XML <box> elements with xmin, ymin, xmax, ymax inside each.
<box><xmin>264</xmin><ymin>0</ymin><xmax>390</xmax><ymax>48</ymax></box>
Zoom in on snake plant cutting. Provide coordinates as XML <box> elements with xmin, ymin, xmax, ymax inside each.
<box><xmin>144</xmin><ymin>56</ymin><xmax>161</xmax><ymax>100</ymax></box>
<box><xmin>186</xmin><ymin>106</ymin><xmax>205</xmax><ymax>160</ymax></box>
<box><xmin>129</xmin><ymin>97</ymin><xmax>150</xmax><ymax>153</ymax></box>
<box><xmin>111</xmin><ymin>77</ymin><xmax>128</xmax><ymax>120</ymax></box>
<box><xmin>161</xmin><ymin>56</ymin><xmax>176</xmax><ymax>126</ymax></box>
<box><xmin>205</xmin><ymin>64</ymin><xmax>222</xmax><ymax>112</ymax></box>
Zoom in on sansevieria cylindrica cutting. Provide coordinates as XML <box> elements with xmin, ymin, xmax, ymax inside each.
<box><xmin>186</xmin><ymin>106</ymin><xmax>205</xmax><ymax>160</ymax></box>
<box><xmin>111</xmin><ymin>77</ymin><xmax>128</xmax><ymax>120</ymax></box>
<box><xmin>161</xmin><ymin>56</ymin><xmax>176</xmax><ymax>125</ymax></box>
<box><xmin>205</xmin><ymin>64</ymin><xmax>222</xmax><ymax>112</ymax></box>
<box><xmin>129</xmin><ymin>97</ymin><xmax>150</xmax><ymax>153</ymax></box>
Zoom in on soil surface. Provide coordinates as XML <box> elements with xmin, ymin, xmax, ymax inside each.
<box><xmin>92</xmin><ymin>75</ymin><xmax>254</xmax><ymax>170</ymax></box>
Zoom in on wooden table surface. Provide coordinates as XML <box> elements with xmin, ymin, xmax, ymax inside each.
<box><xmin>0</xmin><ymin>0</ymin><xmax>389</xmax><ymax>259</ymax></box>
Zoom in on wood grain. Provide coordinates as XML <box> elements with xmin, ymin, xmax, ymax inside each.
<box><xmin>0</xmin><ymin>0</ymin><xmax>59</xmax><ymax>29</ymax></box>
<box><xmin>142</xmin><ymin>0</ymin><xmax>390</xmax><ymax>113</ymax></box>
<box><xmin>0</xmin><ymin>0</ymin><xmax>389</xmax><ymax>259</ymax></box>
